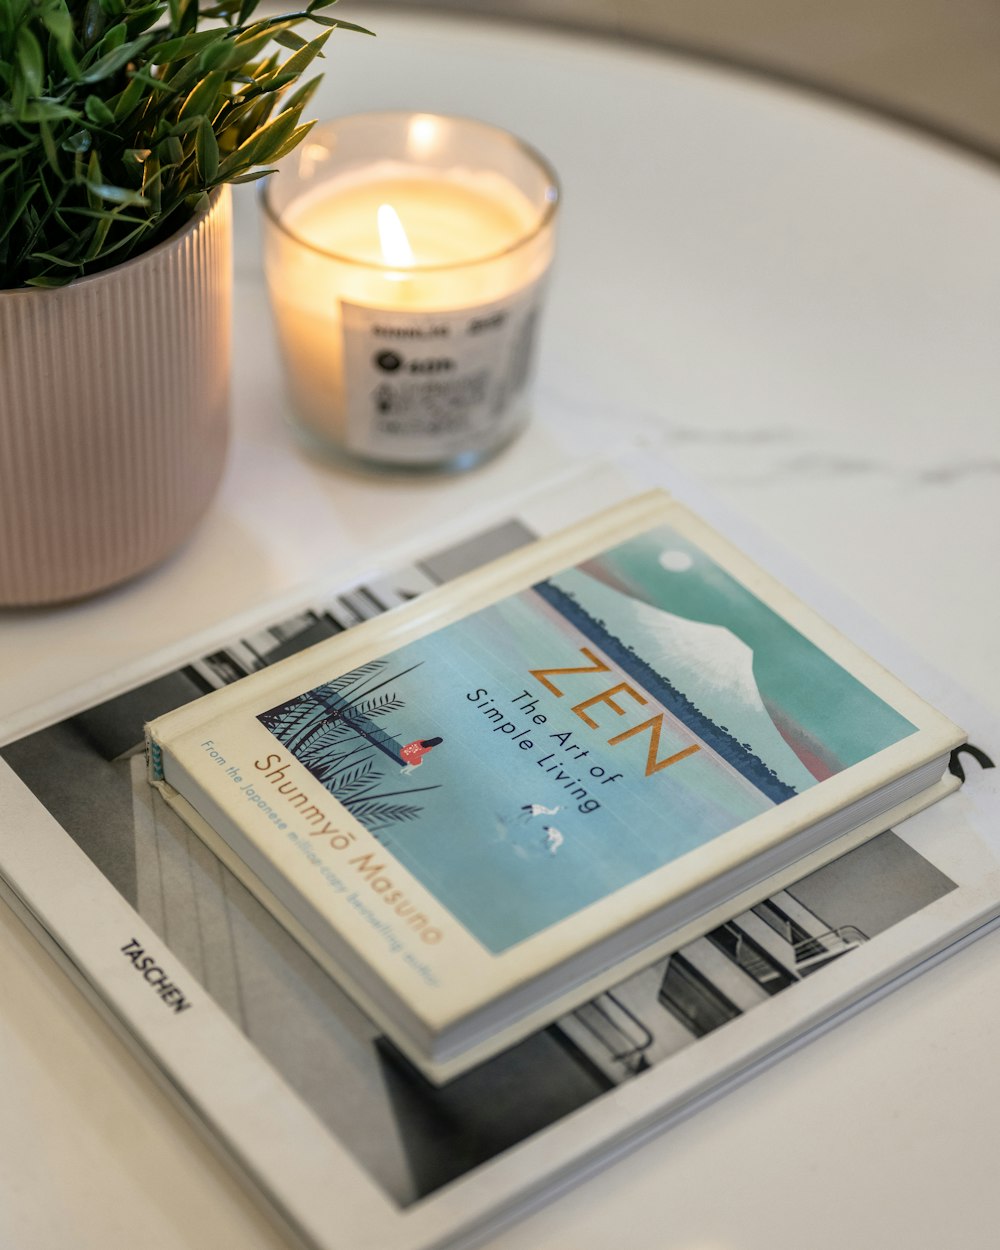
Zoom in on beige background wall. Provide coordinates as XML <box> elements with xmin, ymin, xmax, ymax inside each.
<box><xmin>370</xmin><ymin>0</ymin><xmax>1000</xmax><ymax>158</ymax></box>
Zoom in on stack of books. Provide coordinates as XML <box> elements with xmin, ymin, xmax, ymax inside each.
<box><xmin>4</xmin><ymin>468</ymin><xmax>997</xmax><ymax>1250</ymax></box>
<box><xmin>145</xmin><ymin>489</ymin><xmax>966</xmax><ymax>1081</ymax></box>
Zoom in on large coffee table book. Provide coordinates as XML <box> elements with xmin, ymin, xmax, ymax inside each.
<box><xmin>145</xmin><ymin>489</ymin><xmax>963</xmax><ymax>1079</ymax></box>
<box><xmin>2</xmin><ymin>462</ymin><xmax>999</xmax><ymax>1250</ymax></box>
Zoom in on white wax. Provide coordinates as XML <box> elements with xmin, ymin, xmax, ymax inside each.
<box><xmin>285</xmin><ymin>164</ymin><xmax>538</xmax><ymax>268</ymax></box>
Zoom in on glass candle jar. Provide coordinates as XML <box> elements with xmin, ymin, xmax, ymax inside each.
<box><xmin>261</xmin><ymin>111</ymin><xmax>560</xmax><ymax>472</ymax></box>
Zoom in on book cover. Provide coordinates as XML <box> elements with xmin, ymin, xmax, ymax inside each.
<box><xmin>146</xmin><ymin>491</ymin><xmax>963</xmax><ymax>1072</ymax></box>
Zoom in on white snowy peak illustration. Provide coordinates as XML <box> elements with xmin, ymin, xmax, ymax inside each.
<box><xmin>552</xmin><ymin>569</ymin><xmax>817</xmax><ymax>792</ymax></box>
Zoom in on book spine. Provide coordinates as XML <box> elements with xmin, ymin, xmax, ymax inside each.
<box><xmin>146</xmin><ymin>733</ymin><xmax>165</xmax><ymax>783</ymax></box>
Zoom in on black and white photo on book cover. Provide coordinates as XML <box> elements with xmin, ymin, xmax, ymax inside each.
<box><xmin>1</xmin><ymin>467</ymin><xmax>998</xmax><ymax>1250</ymax></box>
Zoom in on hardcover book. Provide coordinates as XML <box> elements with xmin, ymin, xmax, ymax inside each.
<box><xmin>145</xmin><ymin>490</ymin><xmax>964</xmax><ymax>1078</ymax></box>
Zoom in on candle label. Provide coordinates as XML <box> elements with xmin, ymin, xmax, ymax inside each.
<box><xmin>340</xmin><ymin>282</ymin><xmax>544</xmax><ymax>464</ymax></box>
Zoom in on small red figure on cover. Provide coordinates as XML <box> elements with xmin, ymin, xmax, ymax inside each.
<box><xmin>400</xmin><ymin>736</ymin><xmax>443</xmax><ymax>773</ymax></box>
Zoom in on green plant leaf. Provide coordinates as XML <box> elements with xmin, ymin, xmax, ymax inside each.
<box><xmin>63</xmin><ymin>206</ymin><xmax>149</xmax><ymax>224</ymax></box>
<box><xmin>195</xmin><ymin>115</ymin><xmax>219</xmax><ymax>180</ymax></box>
<box><xmin>156</xmin><ymin>133</ymin><xmax>184</xmax><ymax>164</ymax></box>
<box><xmin>40</xmin><ymin>3</ymin><xmax>75</xmax><ymax>54</ymax></box>
<box><xmin>167</xmin><ymin>0</ymin><xmax>199</xmax><ymax>35</ymax></box>
<box><xmin>123</xmin><ymin>1</ymin><xmax>168</xmax><ymax>40</ymax></box>
<box><xmin>261</xmin><ymin>29</ymin><xmax>330</xmax><ymax>90</ymax></box>
<box><xmin>275</xmin><ymin>70</ymin><xmax>321</xmax><ymax>116</ymax></box>
<box><xmin>225</xmin><ymin>167</ymin><xmax>274</xmax><ymax>184</ymax></box>
<box><xmin>84</xmin><ymin>94</ymin><xmax>116</xmax><ymax>125</ymax></box>
<box><xmin>98</xmin><ymin>21</ymin><xmax>128</xmax><ymax>54</ymax></box>
<box><xmin>168</xmin><ymin>114</ymin><xmax>206</xmax><ymax>135</ymax></box>
<box><xmin>248</xmin><ymin>68</ymin><xmax>297</xmax><ymax>94</ymax></box>
<box><xmin>224</xmin><ymin>24</ymin><xmax>284</xmax><ymax>69</ymax></box>
<box><xmin>177</xmin><ymin>68</ymin><xmax>225</xmax><ymax>120</ymax></box>
<box><xmin>122</xmin><ymin>146</ymin><xmax>152</xmax><ymax>176</ymax></box>
<box><xmin>24</xmin><ymin>274</ymin><xmax>76</xmax><ymax>287</ymax></box>
<box><xmin>273</xmin><ymin>31</ymin><xmax>307</xmax><ymax>51</ymax></box>
<box><xmin>86</xmin><ymin>180</ymin><xmax>150</xmax><ymax>205</ymax></box>
<box><xmin>61</xmin><ymin>129</ymin><xmax>93</xmax><ymax>154</ymax></box>
<box><xmin>197</xmin><ymin>37</ymin><xmax>241</xmax><ymax>71</ymax></box>
<box><xmin>82</xmin><ymin>0</ymin><xmax>109</xmax><ymax>49</ymax></box>
<box><xmin>215</xmin><ymin>89</ymin><xmax>275</xmax><ymax>137</ymax></box>
<box><xmin>85</xmin><ymin>213</ymin><xmax>114</xmax><ymax>259</ymax></box>
<box><xmin>141</xmin><ymin>153</ymin><xmax>162</xmax><ymax>213</ymax></box>
<box><xmin>149</xmin><ymin>30</ymin><xmax>226</xmax><ymax>66</ymax></box>
<box><xmin>185</xmin><ymin>188</ymin><xmax>211</xmax><ymax>211</ymax></box>
<box><xmin>20</xmin><ymin>98</ymin><xmax>81</xmax><ymax>122</ymax></box>
<box><xmin>38</xmin><ymin>119</ymin><xmax>61</xmax><ymax>172</ymax></box>
<box><xmin>246</xmin><ymin>48</ymin><xmax>280</xmax><ymax>79</ymax></box>
<box><xmin>31</xmin><ymin>248</ymin><xmax>85</xmax><ymax>267</ymax></box>
<box><xmin>79</xmin><ymin>35</ymin><xmax>155</xmax><ymax>84</ymax></box>
<box><xmin>266</xmin><ymin>118</ymin><xmax>313</xmax><ymax>162</ymax></box>
<box><xmin>111</xmin><ymin>71</ymin><xmax>148</xmax><ymax>119</ymax></box>
<box><xmin>85</xmin><ymin>148</ymin><xmax>103</xmax><ymax>203</ymax></box>
<box><xmin>216</xmin><ymin>102</ymin><xmax>302</xmax><ymax>175</ymax></box>
<box><xmin>303</xmin><ymin>14</ymin><xmax>373</xmax><ymax>34</ymax></box>
<box><xmin>16</xmin><ymin>27</ymin><xmax>46</xmax><ymax>98</ymax></box>
<box><xmin>123</xmin><ymin>67</ymin><xmax>179</xmax><ymax>97</ymax></box>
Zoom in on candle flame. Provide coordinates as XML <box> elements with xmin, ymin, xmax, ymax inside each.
<box><xmin>377</xmin><ymin>203</ymin><xmax>415</xmax><ymax>268</ymax></box>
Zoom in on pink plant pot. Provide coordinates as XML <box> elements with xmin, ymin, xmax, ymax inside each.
<box><xmin>0</xmin><ymin>186</ymin><xmax>233</xmax><ymax>605</ymax></box>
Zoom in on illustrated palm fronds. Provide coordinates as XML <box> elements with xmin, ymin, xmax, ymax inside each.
<box><xmin>323</xmin><ymin>659</ymin><xmax>389</xmax><ymax>695</ymax></box>
<box><xmin>348</xmin><ymin>801</ymin><xmax>423</xmax><ymax>829</ymax></box>
<box><xmin>351</xmin><ymin>692</ymin><xmax>405</xmax><ymax>719</ymax></box>
<box><xmin>294</xmin><ymin>717</ymin><xmax>359</xmax><ymax>763</ymax></box>
<box><xmin>257</xmin><ymin>658</ymin><xmax>439</xmax><ymax>833</ymax></box>
<box><xmin>310</xmin><ymin>741</ymin><xmax>378</xmax><ymax>782</ymax></box>
<box><xmin>259</xmin><ymin>701</ymin><xmax>321</xmax><ymax>741</ymax></box>
<box><xmin>329</xmin><ymin>759</ymin><xmax>382</xmax><ymax>799</ymax></box>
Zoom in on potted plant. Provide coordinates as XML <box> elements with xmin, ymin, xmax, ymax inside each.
<box><xmin>0</xmin><ymin>0</ymin><xmax>367</xmax><ymax>604</ymax></box>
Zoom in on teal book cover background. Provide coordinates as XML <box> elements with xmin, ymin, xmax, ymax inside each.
<box><xmin>258</xmin><ymin>523</ymin><xmax>916</xmax><ymax>953</ymax></box>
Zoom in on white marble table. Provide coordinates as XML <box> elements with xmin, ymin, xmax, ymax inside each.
<box><xmin>3</xmin><ymin>10</ymin><xmax>1000</xmax><ymax>1250</ymax></box>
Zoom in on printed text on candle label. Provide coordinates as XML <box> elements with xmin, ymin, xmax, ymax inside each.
<box><xmin>372</xmin><ymin>324</ymin><xmax>449</xmax><ymax>338</ymax></box>
<box><xmin>341</xmin><ymin>281</ymin><xmax>544</xmax><ymax>464</ymax></box>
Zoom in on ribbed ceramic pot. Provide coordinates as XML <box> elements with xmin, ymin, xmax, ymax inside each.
<box><xmin>0</xmin><ymin>186</ymin><xmax>232</xmax><ymax>606</ymax></box>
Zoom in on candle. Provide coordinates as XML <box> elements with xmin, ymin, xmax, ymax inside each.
<box><xmin>262</xmin><ymin>113</ymin><xmax>559</xmax><ymax>470</ymax></box>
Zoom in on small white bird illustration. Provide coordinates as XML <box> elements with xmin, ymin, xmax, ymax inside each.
<box><xmin>521</xmin><ymin>803</ymin><xmax>561</xmax><ymax>818</ymax></box>
<box><xmin>543</xmin><ymin>825</ymin><xmax>564</xmax><ymax>855</ymax></box>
